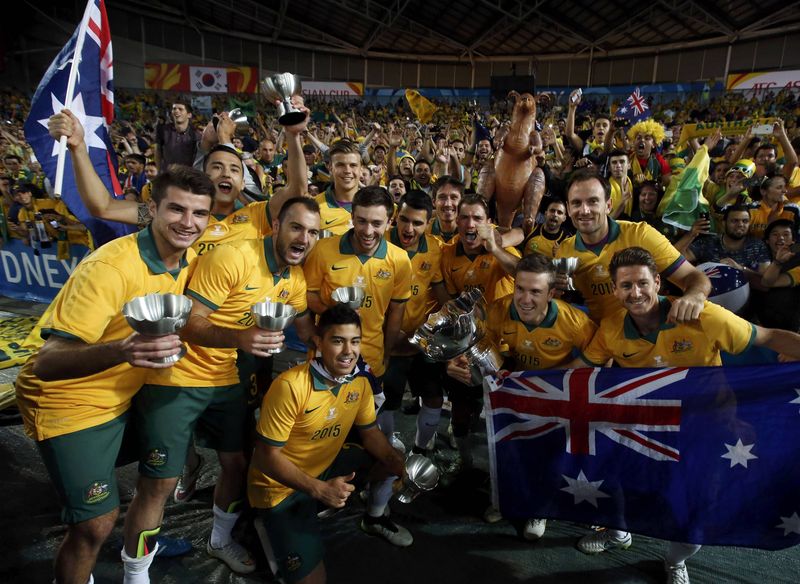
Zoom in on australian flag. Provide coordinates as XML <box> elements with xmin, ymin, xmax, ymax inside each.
<box><xmin>614</xmin><ymin>87</ymin><xmax>651</xmax><ymax>123</ymax></box>
<box><xmin>23</xmin><ymin>0</ymin><xmax>133</xmax><ymax>246</ymax></box>
<box><xmin>486</xmin><ymin>364</ymin><xmax>800</xmax><ymax>549</ymax></box>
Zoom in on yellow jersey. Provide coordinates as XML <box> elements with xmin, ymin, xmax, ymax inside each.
<box><xmin>580</xmin><ymin>297</ymin><xmax>756</xmax><ymax>368</ymax></box>
<box><xmin>303</xmin><ymin>231</ymin><xmax>412</xmax><ymax>377</ymax></box>
<box><xmin>440</xmin><ymin>236</ymin><xmax>519</xmax><ymax>304</ymax></box>
<box><xmin>315</xmin><ymin>188</ymin><xmax>353</xmax><ymax>235</ymax></box>
<box><xmin>248</xmin><ymin>361</ymin><xmax>376</xmax><ymax>508</ymax></box>
<box><xmin>427</xmin><ymin>217</ymin><xmax>457</xmax><ymax>245</ymax></box>
<box><xmin>488</xmin><ymin>296</ymin><xmax>597</xmax><ymax>370</ymax></box>
<box><xmin>191</xmin><ymin>201</ymin><xmax>273</xmax><ymax>257</ymax></box>
<box><xmin>522</xmin><ymin>224</ymin><xmax>570</xmax><ymax>258</ymax></box>
<box><xmin>388</xmin><ymin>228</ymin><xmax>444</xmax><ymax>334</ymax></box>
<box><xmin>15</xmin><ymin>227</ymin><xmax>195</xmax><ymax>440</ymax></box>
<box><xmin>747</xmin><ymin>200</ymin><xmax>800</xmax><ymax>240</ymax></box>
<box><xmin>148</xmin><ymin>237</ymin><xmax>307</xmax><ymax>388</ymax></box>
<box><xmin>556</xmin><ymin>218</ymin><xmax>685</xmax><ymax>322</ymax></box>
<box><xmin>609</xmin><ymin>177</ymin><xmax>633</xmax><ymax>217</ymax></box>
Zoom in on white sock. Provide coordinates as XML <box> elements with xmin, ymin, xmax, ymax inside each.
<box><xmin>121</xmin><ymin>543</ymin><xmax>159</xmax><ymax>584</ymax></box>
<box><xmin>415</xmin><ymin>405</ymin><xmax>441</xmax><ymax>449</ymax></box>
<box><xmin>376</xmin><ymin>409</ymin><xmax>395</xmax><ymax>437</ymax></box>
<box><xmin>87</xmin><ymin>576</ymin><xmax>94</xmax><ymax>584</ymax></box>
<box><xmin>366</xmin><ymin>476</ymin><xmax>396</xmax><ymax>517</ymax></box>
<box><xmin>665</xmin><ymin>541</ymin><xmax>701</xmax><ymax>566</ymax></box>
<box><xmin>210</xmin><ymin>504</ymin><xmax>240</xmax><ymax>548</ymax></box>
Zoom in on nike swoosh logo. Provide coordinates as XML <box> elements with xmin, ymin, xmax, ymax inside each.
<box><xmin>622</xmin><ymin>352</ymin><xmax>638</xmax><ymax>358</ymax></box>
<box><xmin>304</xmin><ymin>405</ymin><xmax>322</xmax><ymax>414</ymax></box>
<box><xmin>325</xmin><ymin>219</ymin><xmax>337</xmax><ymax>225</ymax></box>
<box><xmin>451</xmin><ymin>267</ymin><xmax>462</xmax><ymax>272</ymax></box>
<box><xmin>332</xmin><ymin>266</ymin><xmax>347</xmax><ymax>271</ymax></box>
<box><xmin>244</xmin><ymin>285</ymin><xmax>259</xmax><ymax>290</ymax></box>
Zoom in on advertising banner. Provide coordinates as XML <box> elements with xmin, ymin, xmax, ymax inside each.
<box><xmin>0</xmin><ymin>240</ymin><xmax>91</xmax><ymax>303</ymax></box>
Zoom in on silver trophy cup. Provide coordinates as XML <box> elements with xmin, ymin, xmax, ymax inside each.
<box><xmin>463</xmin><ymin>336</ymin><xmax>504</xmax><ymax>385</ymax></box>
<box><xmin>262</xmin><ymin>73</ymin><xmax>305</xmax><ymax>126</ymax></box>
<box><xmin>410</xmin><ymin>288</ymin><xmax>487</xmax><ymax>361</ymax></box>
<box><xmin>331</xmin><ymin>286</ymin><xmax>365</xmax><ymax>310</ymax></box>
<box><xmin>553</xmin><ymin>257</ymin><xmax>579</xmax><ymax>291</ymax></box>
<box><xmin>227</xmin><ymin>108</ymin><xmax>250</xmax><ymax>136</ymax></box>
<box><xmin>252</xmin><ymin>301</ymin><xmax>297</xmax><ymax>354</ymax></box>
<box><xmin>395</xmin><ymin>454</ymin><xmax>440</xmax><ymax>503</ymax></box>
<box><xmin>122</xmin><ymin>293</ymin><xmax>192</xmax><ymax>364</ymax></box>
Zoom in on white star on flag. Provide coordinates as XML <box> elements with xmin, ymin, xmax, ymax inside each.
<box><xmin>721</xmin><ymin>439</ymin><xmax>758</xmax><ymax>468</ymax></box>
<box><xmin>619</xmin><ymin>106</ymin><xmax>627</xmax><ymax>114</ymax></box>
<box><xmin>790</xmin><ymin>389</ymin><xmax>800</xmax><ymax>413</ymax></box>
<box><xmin>36</xmin><ymin>92</ymin><xmax>106</xmax><ymax>156</ymax></box>
<box><xmin>776</xmin><ymin>512</ymin><xmax>800</xmax><ymax>536</ymax></box>
<box><xmin>560</xmin><ymin>470</ymin><xmax>610</xmax><ymax>507</ymax></box>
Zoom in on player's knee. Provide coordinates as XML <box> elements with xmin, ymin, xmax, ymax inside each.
<box><xmin>71</xmin><ymin>509</ymin><xmax>118</xmax><ymax>548</ymax></box>
<box><xmin>218</xmin><ymin>451</ymin><xmax>247</xmax><ymax>475</ymax></box>
<box><xmin>136</xmin><ymin>476</ymin><xmax>179</xmax><ymax>502</ymax></box>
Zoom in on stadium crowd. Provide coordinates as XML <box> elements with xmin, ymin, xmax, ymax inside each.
<box><xmin>6</xmin><ymin>83</ymin><xmax>800</xmax><ymax>584</ymax></box>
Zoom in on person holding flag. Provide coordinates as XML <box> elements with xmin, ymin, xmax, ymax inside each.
<box><xmin>22</xmin><ymin>0</ymin><xmax>133</xmax><ymax>247</ymax></box>
<box><xmin>571</xmin><ymin>246</ymin><xmax>800</xmax><ymax>583</ymax></box>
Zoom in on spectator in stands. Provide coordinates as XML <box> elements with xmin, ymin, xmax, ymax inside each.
<box><xmin>154</xmin><ymin>100</ymin><xmax>202</xmax><ymax>171</ymax></box>
<box><xmin>121</xmin><ymin>153</ymin><xmax>148</xmax><ymax>194</ymax></box>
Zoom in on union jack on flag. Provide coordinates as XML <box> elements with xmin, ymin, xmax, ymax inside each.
<box><xmin>491</xmin><ymin>367</ymin><xmax>685</xmax><ymax>461</ymax></box>
<box><xmin>614</xmin><ymin>87</ymin><xmax>652</xmax><ymax>123</ymax></box>
<box><xmin>24</xmin><ymin>0</ymin><xmax>134</xmax><ymax>246</ymax></box>
<box><xmin>485</xmin><ymin>364</ymin><xmax>800</xmax><ymax>549</ymax></box>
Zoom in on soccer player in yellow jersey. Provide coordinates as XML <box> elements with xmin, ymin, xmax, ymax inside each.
<box><xmin>573</xmin><ymin>247</ymin><xmax>800</xmax><ymax>584</ymax></box>
<box><xmin>427</xmin><ymin>175</ymin><xmax>464</xmax><ymax>244</ymax></box>
<box><xmin>14</xmin><ymin>166</ymin><xmax>214</xmax><ymax>584</ymax></box>
<box><xmin>522</xmin><ymin>198</ymin><xmax>570</xmax><ymax>258</ymax></box>
<box><xmin>556</xmin><ymin>170</ymin><xmax>711</xmax><ymax>323</ymax></box>
<box><xmin>126</xmin><ymin>197</ymin><xmax>320</xmax><ymax>578</ymax></box>
<box><xmin>447</xmin><ymin>254</ymin><xmax>596</xmax><ymax>538</ymax></box>
<box><xmin>47</xmin><ymin>102</ymin><xmax>309</xmax><ymax>251</ymax></box>
<box><xmin>305</xmin><ymin>185</ymin><xmax>412</xmax><ymax>380</ymax></box>
<box><xmin>314</xmin><ymin>140</ymin><xmax>362</xmax><ymax>235</ymax></box>
<box><xmin>382</xmin><ymin>190</ymin><xmax>451</xmax><ymax>455</ymax></box>
<box><xmin>440</xmin><ymin>193</ymin><xmax>521</xmax><ymax>470</ymax></box>
<box><xmin>249</xmin><ymin>305</ymin><xmax>410</xmax><ymax>584</ymax></box>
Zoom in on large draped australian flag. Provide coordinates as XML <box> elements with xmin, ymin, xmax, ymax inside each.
<box><xmin>23</xmin><ymin>0</ymin><xmax>134</xmax><ymax>246</ymax></box>
<box><xmin>486</xmin><ymin>364</ymin><xmax>800</xmax><ymax>549</ymax></box>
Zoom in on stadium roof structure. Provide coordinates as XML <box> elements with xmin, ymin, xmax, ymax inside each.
<box><xmin>114</xmin><ymin>0</ymin><xmax>800</xmax><ymax>62</ymax></box>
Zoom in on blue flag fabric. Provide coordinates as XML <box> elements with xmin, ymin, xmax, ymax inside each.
<box><xmin>486</xmin><ymin>364</ymin><xmax>800</xmax><ymax>550</ymax></box>
<box><xmin>614</xmin><ymin>87</ymin><xmax>652</xmax><ymax>123</ymax></box>
<box><xmin>23</xmin><ymin>0</ymin><xmax>134</xmax><ymax>246</ymax></box>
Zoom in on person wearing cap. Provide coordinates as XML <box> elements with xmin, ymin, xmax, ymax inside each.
<box><xmin>708</xmin><ymin>159</ymin><xmax>756</xmax><ymax>231</ymax></box>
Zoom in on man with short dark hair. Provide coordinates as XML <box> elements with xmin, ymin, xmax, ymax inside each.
<box><xmin>521</xmin><ymin>197</ymin><xmax>571</xmax><ymax>258</ymax></box>
<box><xmin>680</xmin><ymin>205</ymin><xmax>770</xmax><ymax>280</ymax></box>
<box><xmin>155</xmin><ymin>101</ymin><xmax>202</xmax><ymax>171</ymax></box>
<box><xmin>313</xmin><ymin>140</ymin><xmax>363</xmax><ymax>234</ymax></box>
<box><xmin>249</xmin><ymin>305</ymin><xmax>409</xmax><ymax>584</ymax></box>
<box><xmin>574</xmin><ymin>245</ymin><xmax>800</xmax><ymax>584</ymax></box>
<box><xmin>15</xmin><ymin>165</ymin><xmax>214</xmax><ymax>584</ymax></box>
<box><xmin>556</xmin><ymin>170</ymin><xmax>710</xmax><ymax>324</ymax></box>
<box><xmin>428</xmin><ymin>175</ymin><xmax>464</xmax><ymax>244</ymax></box>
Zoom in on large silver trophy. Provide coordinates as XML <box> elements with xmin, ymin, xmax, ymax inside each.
<box><xmin>122</xmin><ymin>293</ymin><xmax>192</xmax><ymax>364</ymax></box>
<box><xmin>410</xmin><ymin>287</ymin><xmax>502</xmax><ymax>382</ymax></box>
<box><xmin>552</xmin><ymin>257</ymin><xmax>579</xmax><ymax>291</ymax></box>
<box><xmin>252</xmin><ymin>301</ymin><xmax>297</xmax><ymax>354</ymax></box>
<box><xmin>262</xmin><ymin>73</ymin><xmax>305</xmax><ymax>126</ymax></box>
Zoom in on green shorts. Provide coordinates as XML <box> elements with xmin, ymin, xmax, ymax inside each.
<box><xmin>236</xmin><ymin>349</ymin><xmax>274</xmax><ymax>410</ymax></box>
<box><xmin>256</xmin><ymin>443</ymin><xmax>374</xmax><ymax>583</ymax></box>
<box><xmin>37</xmin><ymin>414</ymin><xmax>127</xmax><ymax>524</ymax></box>
<box><xmin>134</xmin><ymin>383</ymin><xmax>245</xmax><ymax>478</ymax></box>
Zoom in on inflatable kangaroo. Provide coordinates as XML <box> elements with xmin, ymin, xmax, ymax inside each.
<box><xmin>477</xmin><ymin>91</ymin><xmax>547</xmax><ymax>231</ymax></box>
